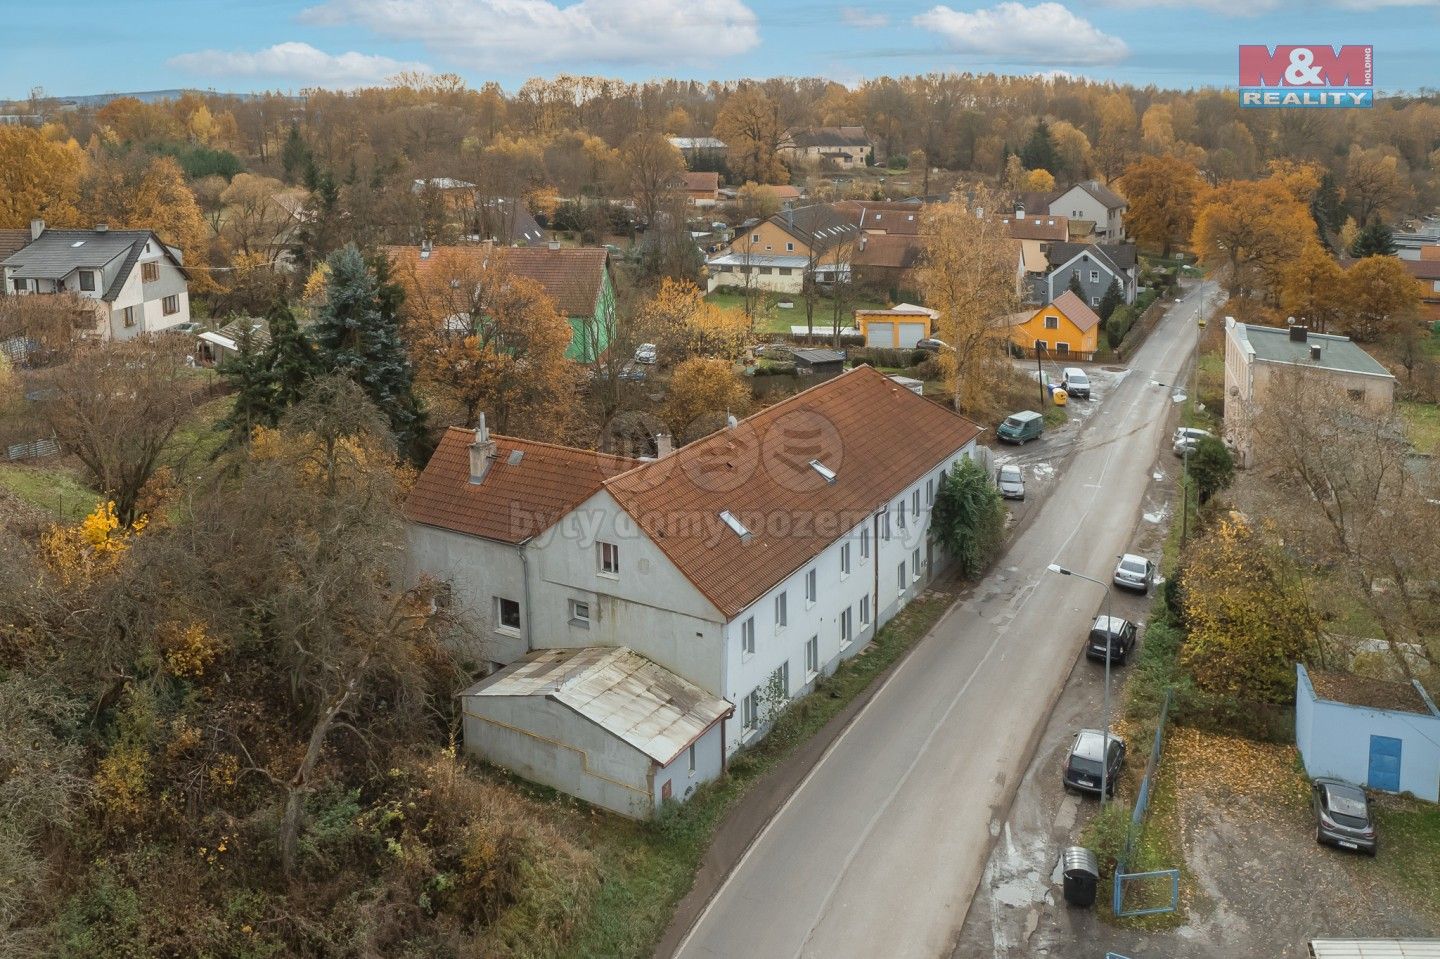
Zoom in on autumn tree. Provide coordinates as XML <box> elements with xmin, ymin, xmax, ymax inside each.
<box><xmin>621</xmin><ymin>131</ymin><xmax>685</xmax><ymax>227</ymax></box>
<box><xmin>917</xmin><ymin>187</ymin><xmax>1021</xmax><ymax>414</ymax></box>
<box><xmin>0</xmin><ymin>125</ymin><xmax>85</xmax><ymax>229</ymax></box>
<box><xmin>1343</xmin><ymin>145</ymin><xmax>1411</xmax><ymax>225</ymax></box>
<box><xmin>84</xmin><ymin>154</ymin><xmax>211</xmax><ymax>291</ymax></box>
<box><xmin>1192</xmin><ymin>178</ymin><xmax>1314</xmax><ymax>301</ymax></box>
<box><xmin>663</xmin><ymin>357</ymin><xmax>749</xmax><ymax>442</ymax></box>
<box><xmin>636</xmin><ymin>277</ymin><xmax>749</xmax><ymax>365</ymax></box>
<box><xmin>219</xmin><ymin>173</ymin><xmax>294</xmax><ymax>263</ymax></box>
<box><xmin>1119</xmin><ymin>155</ymin><xmax>1204</xmax><ymax>257</ymax></box>
<box><xmin>1337</xmin><ymin>254</ymin><xmax>1421</xmax><ymax>342</ymax></box>
<box><xmin>715</xmin><ymin>86</ymin><xmax>788</xmax><ymax>184</ymax></box>
<box><xmin>38</xmin><ymin>337</ymin><xmax>196</xmax><ymax>527</ymax></box>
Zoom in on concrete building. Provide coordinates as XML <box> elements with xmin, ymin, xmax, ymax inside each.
<box><xmin>856</xmin><ymin>305</ymin><xmax>937</xmax><ymax>348</ymax></box>
<box><xmin>461</xmin><ymin>646</ymin><xmax>731</xmax><ymax>818</ymax></box>
<box><xmin>780</xmin><ymin>127</ymin><xmax>873</xmax><ymax>168</ymax></box>
<box><xmin>1</xmin><ymin>220</ymin><xmax>191</xmax><ymax>340</ymax></box>
<box><xmin>1223</xmin><ymin>319</ymin><xmax>1397</xmax><ymax>467</ymax></box>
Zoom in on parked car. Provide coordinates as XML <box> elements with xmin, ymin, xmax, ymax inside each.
<box><xmin>1063</xmin><ymin>729</ymin><xmax>1126</xmax><ymax>796</ymax></box>
<box><xmin>1086</xmin><ymin>615</ymin><xmax>1137</xmax><ymax>664</ymax></box>
<box><xmin>1312</xmin><ymin>778</ymin><xmax>1378</xmax><ymax>855</ymax></box>
<box><xmin>916</xmin><ymin>338</ymin><xmax>947</xmax><ymax>353</ymax></box>
<box><xmin>1061</xmin><ymin>367</ymin><xmax>1091</xmax><ymax>399</ymax></box>
<box><xmin>619</xmin><ymin>363</ymin><xmax>647</xmax><ymax>382</ymax></box>
<box><xmin>997</xmin><ymin>410</ymin><xmax>1045</xmax><ymax>444</ymax></box>
<box><xmin>1172</xmin><ymin>427</ymin><xmax>1213</xmax><ymax>457</ymax></box>
<box><xmin>996</xmin><ymin>464</ymin><xmax>1025</xmax><ymax>500</ymax></box>
<box><xmin>634</xmin><ymin>343</ymin><xmax>658</xmax><ymax>365</ymax></box>
<box><xmin>1113</xmin><ymin>554</ymin><xmax>1155</xmax><ymax>593</ymax></box>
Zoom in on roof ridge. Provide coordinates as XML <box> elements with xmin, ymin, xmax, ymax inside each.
<box><xmin>440</xmin><ymin>424</ymin><xmax>641</xmax><ymax>465</ymax></box>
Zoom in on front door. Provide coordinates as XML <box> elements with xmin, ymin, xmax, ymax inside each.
<box><xmin>1367</xmin><ymin>734</ymin><xmax>1402</xmax><ymax>793</ymax></box>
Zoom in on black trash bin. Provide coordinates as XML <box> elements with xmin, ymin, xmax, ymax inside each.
<box><xmin>1061</xmin><ymin>846</ymin><xmax>1099</xmax><ymax>908</ymax></box>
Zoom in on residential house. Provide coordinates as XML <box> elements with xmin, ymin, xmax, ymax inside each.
<box><xmin>408</xmin><ymin>366</ymin><xmax>984</xmax><ymax>776</ymax></box>
<box><xmin>1030</xmin><ymin>241</ymin><xmax>1137</xmax><ymax>308</ymax></box>
<box><xmin>781</xmin><ymin>127</ymin><xmax>873</xmax><ymax>168</ymax></box>
<box><xmin>1003</xmin><ymin>213</ymin><xmax>1070</xmax><ymax>276</ymax></box>
<box><xmin>856</xmin><ymin>304</ymin><xmax>938</xmax><ymax>348</ymax></box>
<box><xmin>1048</xmin><ymin>181</ymin><xmax>1127</xmax><ymax>242</ymax></box>
<box><xmin>1223</xmin><ymin>319</ymin><xmax>1397</xmax><ymax>467</ymax></box>
<box><xmin>834</xmin><ymin>200</ymin><xmax>926</xmax><ymax>236</ymax></box>
<box><xmin>387</xmin><ymin>243</ymin><xmax>616</xmax><ymax>362</ymax></box>
<box><xmin>1</xmin><ymin>220</ymin><xmax>191</xmax><ymax>340</ymax></box>
<box><xmin>678</xmin><ymin>171</ymin><xmax>721</xmax><ymax>207</ymax></box>
<box><xmin>706</xmin><ymin>205</ymin><xmax>859</xmax><ymax>294</ymax></box>
<box><xmin>851</xmin><ymin>234</ymin><xmax>926</xmax><ymax>296</ymax></box>
<box><xmin>1399</xmin><ymin>250</ymin><xmax>1440</xmax><ymax>322</ymax></box>
<box><xmin>668</xmin><ymin>136</ymin><xmax>727</xmax><ymax>165</ymax></box>
<box><xmin>1009</xmin><ymin>292</ymin><xmax>1103</xmax><ymax>361</ymax></box>
<box><xmin>468</xmin><ymin>197</ymin><xmax>546</xmax><ymax>246</ymax></box>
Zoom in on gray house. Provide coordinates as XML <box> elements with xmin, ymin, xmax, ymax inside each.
<box><xmin>2</xmin><ymin>220</ymin><xmax>191</xmax><ymax>340</ymax></box>
<box><xmin>1030</xmin><ymin>242</ymin><xmax>1137</xmax><ymax>308</ymax></box>
<box><xmin>1049</xmin><ymin>181</ymin><xmax>1128</xmax><ymax>242</ymax></box>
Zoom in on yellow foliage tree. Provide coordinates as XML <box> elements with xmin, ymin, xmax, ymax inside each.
<box><xmin>1192</xmin><ymin>178</ymin><xmax>1314</xmax><ymax>301</ymax></box>
<box><xmin>0</xmin><ymin>125</ymin><xmax>86</xmax><ymax>228</ymax></box>
<box><xmin>1279</xmin><ymin>241</ymin><xmax>1346</xmax><ymax>334</ymax></box>
<box><xmin>1024</xmin><ymin>167</ymin><xmax>1055</xmax><ymax>193</ymax></box>
<box><xmin>664</xmin><ymin>357</ymin><xmax>749</xmax><ymax>442</ymax></box>
<box><xmin>715</xmin><ymin>86</ymin><xmax>788</xmax><ymax>184</ymax></box>
<box><xmin>1119</xmin><ymin>154</ymin><xmax>1204</xmax><ymax>257</ymax></box>
<box><xmin>85</xmin><ymin>155</ymin><xmax>212</xmax><ymax>292</ymax></box>
<box><xmin>638</xmin><ymin>278</ymin><xmax>750</xmax><ymax>364</ymax></box>
<box><xmin>41</xmin><ymin>500</ymin><xmax>146</xmax><ymax>582</ymax></box>
<box><xmin>1339</xmin><ymin>254</ymin><xmax>1422</xmax><ymax>342</ymax></box>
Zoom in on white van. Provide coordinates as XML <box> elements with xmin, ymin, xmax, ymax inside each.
<box><xmin>1061</xmin><ymin>367</ymin><xmax>1091</xmax><ymax>399</ymax></box>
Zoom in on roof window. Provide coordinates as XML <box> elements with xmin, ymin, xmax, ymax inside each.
<box><xmin>809</xmin><ymin>459</ymin><xmax>837</xmax><ymax>484</ymax></box>
<box><xmin>70</xmin><ymin>240</ymin><xmax>85</xmax><ymax>248</ymax></box>
<box><xmin>719</xmin><ymin>510</ymin><xmax>752</xmax><ymax>542</ymax></box>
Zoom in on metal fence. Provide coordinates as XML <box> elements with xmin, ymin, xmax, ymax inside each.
<box><xmin>1113</xmin><ymin>687</ymin><xmax>1180</xmax><ymax>917</ymax></box>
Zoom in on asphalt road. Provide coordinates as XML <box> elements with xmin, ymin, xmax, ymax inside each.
<box><xmin>671</xmin><ymin>279</ymin><xmax>1220</xmax><ymax>959</ymax></box>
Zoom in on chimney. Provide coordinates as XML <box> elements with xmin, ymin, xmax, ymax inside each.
<box><xmin>94</xmin><ymin>223</ymin><xmax>108</xmax><ymax>233</ymax></box>
<box><xmin>420</xmin><ymin>238</ymin><xmax>431</xmax><ymax>259</ymax></box>
<box><xmin>1310</xmin><ymin>344</ymin><xmax>1322</xmax><ymax>361</ymax></box>
<box><xmin>547</xmin><ymin>240</ymin><xmax>561</xmax><ymax>251</ymax></box>
<box><xmin>29</xmin><ymin>218</ymin><xmax>44</xmax><ymax>240</ymax></box>
<box><xmin>1289</xmin><ymin>325</ymin><xmax>1309</xmax><ymax>343</ymax></box>
<box><xmin>655</xmin><ymin>432</ymin><xmax>675</xmax><ymax>458</ymax></box>
<box><xmin>468</xmin><ymin>414</ymin><xmax>497</xmax><ymax>484</ymax></box>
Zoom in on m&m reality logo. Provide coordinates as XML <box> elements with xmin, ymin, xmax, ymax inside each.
<box><xmin>1238</xmin><ymin>45</ymin><xmax>1373</xmax><ymax>108</ymax></box>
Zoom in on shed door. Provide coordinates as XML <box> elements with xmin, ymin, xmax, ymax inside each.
<box><xmin>1368</xmin><ymin>734</ymin><xmax>1402</xmax><ymax>793</ymax></box>
<box><xmin>865</xmin><ymin>321</ymin><xmax>894</xmax><ymax>348</ymax></box>
<box><xmin>896</xmin><ymin>322</ymin><xmax>927</xmax><ymax>348</ymax></box>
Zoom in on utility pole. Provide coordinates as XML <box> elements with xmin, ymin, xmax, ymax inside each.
<box><xmin>1047</xmin><ymin>564</ymin><xmax>1116</xmax><ymax>806</ymax></box>
<box><xmin>1035</xmin><ymin>339</ymin><xmax>1046</xmax><ymax>406</ymax></box>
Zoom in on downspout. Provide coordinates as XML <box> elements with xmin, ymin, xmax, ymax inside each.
<box><xmin>519</xmin><ymin>537</ymin><xmax>534</xmax><ymax>655</ymax></box>
<box><xmin>872</xmin><ymin>508</ymin><xmax>881</xmax><ymax>638</ymax></box>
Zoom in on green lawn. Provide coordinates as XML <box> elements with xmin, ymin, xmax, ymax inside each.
<box><xmin>706</xmin><ymin>291</ymin><xmax>890</xmax><ymax>337</ymax></box>
<box><xmin>1400</xmin><ymin>401</ymin><xmax>1440</xmax><ymax>455</ymax></box>
<box><xmin>163</xmin><ymin>394</ymin><xmax>233</xmax><ymax>473</ymax></box>
<box><xmin>0</xmin><ymin>462</ymin><xmax>99</xmax><ymax>523</ymax></box>
<box><xmin>1372</xmin><ymin>795</ymin><xmax>1440</xmax><ymax>921</ymax></box>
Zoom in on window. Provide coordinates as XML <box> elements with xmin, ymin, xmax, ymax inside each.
<box><xmin>861</xmin><ymin>526</ymin><xmax>871</xmax><ymax>558</ymax></box>
<box><xmin>1090</xmin><ymin>297</ymin><xmax>1100</xmax><ymax>307</ymax></box>
<box><xmin>840</xmin><ymin>542</ymin><xmax>851</xmax><ymax>576</ymax></box>
<box><xmin>896</xmin><ymin>500</ymin><xmax>906</xmax><ymax>529</ymax></box>
<box><xmin>741</xmin><ymin>616</ymin><xmax>755</xmax><ymax>656</ymax></box>
<box><xmin>805</xmin><ymin>636</ymin><xmax>819</xmax><ymax>677</ymax></box>
<box><xmin>1089</xmin><ymin>270</ymin><xmax>1100</xmax><ymax>283</ymax></box>
<box><xmin>771</xmin><ymin>662</ymin><xmax>790</xmax><ymax>699</ymax></box>
<box><xmin>805</xmin><ymin>568</ymin><xmax>817</xmax><ymax>605</ymax></box>
<box><xmin>860</xmin><ymin>594</ymin><xmax>871</xmax><ymax>627</ymax></box>
<box><xmin>569</xmin><ymin>599</ymin><xmax>591</xmax><ymax>626</ymax></box>
<box><xmin>1044</xmin><ymin>314</ymin><xmax>1059</xmax><ymax>330</ymax></box>
<box><xmin>122</xmin><ymin>306</ymin><xmax>136</xmax><ymax>328</ymax></box>
<box><xmin>897</xmin><ymin>562</ymin><xmax>907</xmax><ymax>592</ymax></box>
<box><xmin>759</xmin><ymin>266</ymin><xmax>773</xmax><ymax>275</ymax></box>
<box><xmin>495</xmin><ymin>597</ymin><xmax>521</xmax><ymax>632</ymax></box>
<box><xmin>162</xmin><ymin>294</ymin><xmax>179</xmax><ymax>316</ymax></box>
<box><xmin>775</xmin><ymin>591</ymin><xmax>788</xmax><ymax>631</ymax></box>
<box><xmin>912</xmin><ymin>548</ymin><xmax>922</xmax><ymax>580</ymax></box>
<box><xmin>927</xmin><ymin>478</ymin><xmax>935</xmax><ymax>506</ymax></box>
<box><xmin>598</xmin><ymin>541</ymin><xmax>620</xmax><ymax>575</ymax></box>
<box><xmin>78</xmin><ymin>270</ymin><xmax>96</xmax><ymax>292</ymax></box>
<box><xmin>742</xmin><ymin>690</ymin><xmax>760</xmax><ymax>732</ymax></box>
<box><xmin>11</xmin><ymin>279</ymin><xmax>25</xmax><ymax>292</ymax></box>
<box><xmin>912</xmin><ymin>490</ymin><xmax>920</xmax><ymax>518</ymax></box>
<box><xmin>840</xmin><ymin>607</ymin><xmax>853</xmax><ymax>646</ymax></box>
<box><xmin>751</xmin><ymin>233</ymin><xmax>760</xmax><ymax>243</ymax></box>
<box><xmin>1035</xmin><ymin>340</ymin><xmax>1048</xmax><ymax>351</ymax></box>
<box><xmin>779</xmin><ymin>267</ymin><xmax>792</xmax><ymax>276</ymax></box>
<box><xmin>785</xmin><ymin>242</ymin><xmax>794</xmax><ymax>251</ymax></box>
<box><xmin>1057</xmin><ymin>343</ymin><xmax>1070</xmax><ymax>355</ymax></box>
<box><xmin>1347</xmin><ymin>388</ymin><xmax>1366</xmax><ymax>402</ymax></box>
<box><xmin>688</xmin><ymin>743</ymin><xmax>697</xmax><ymax>775</ymax></box>
<box><xmin>141</xmin><ymin>261</ymin><xmax>159</xmax><ymax>282</ymax></box>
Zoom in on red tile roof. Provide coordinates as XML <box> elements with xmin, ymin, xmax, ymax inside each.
<box><xmin>853</xmin><ymin>234</ymin><xmax>926</xmax><ymax>269</ymax></box>
<box><xmin>604</xmin><ymin>366</ymin><xmax>982</xmax><ymax>618</ymax></box>
<box><xmin>681</xmin><ymin>171</ymin><xmax>720</xmax><ymax>194</ymax></box>
<box><xmin>388</xmin><ymin>244</ymin><xmax>609</xmax><ymax>318</ymax></box>
<box><xmin>1002</xmin><ymin>214</ymin><xmax>1069</xmax><ymax>242</ymax></box>
<box><xmin>405</xmin><ymin>428</ymin><xmax>640</xmax><ymax>544</ymax></box>
<box><xmin>1048</xmin><ymin>290</ymin><xmax>1102</xmax><ymax>333</ymax></box>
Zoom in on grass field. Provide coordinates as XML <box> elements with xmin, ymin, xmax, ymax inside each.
<box><xmin>705</xmin><ymin>290</ymin><xmax>889</xmax><ymax>336</ymax></box>
<box><xmin>1400</xmin><ymin>400</ymin><xmax>1440</xmax><ymax>455</ymax></box>
<box><xmin>0</xmin><ymin>462</ymin><xmax>99</xmax><ymax>522</ymax></box>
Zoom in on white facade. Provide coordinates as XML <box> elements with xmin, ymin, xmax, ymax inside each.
<box><xmin>102</xmin><ymin>248</ymin><xmax>191</xmax><ymax>339</ymax></box>
<box><xmin>1049</xmin><ymin>185</ymin><xmax>1125</xmax><ymax>242</ymax></box>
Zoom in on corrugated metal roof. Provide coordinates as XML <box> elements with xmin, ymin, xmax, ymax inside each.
<box><xmin>465</xmin><ymin>647</ymin><xmax>732</xmax><ymax>764</ymax></box>
<box><xmin>1309</xmin><ymin>941</ymin><xmax>1440</xmax><ymax>958</ymax></box>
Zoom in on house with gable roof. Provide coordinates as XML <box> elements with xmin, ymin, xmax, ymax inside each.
<box><xmin>1030</xmin><ymin>241</ymin><xmax>1137</xmax><ymax>309</ymax></box>
<box><xmin>1048</xmin><ymin>180</ymin><xmax>1128</xmax><ymax>242</ymax></box>
<box><xmin>706</xmin><ymin>204</ymin><xmax>860</xmax><ymax>294</ymax></box>
<box><xmin>406</xmin><ymin>366</ymin><xmax>983</xmax><ymax>769</ymax></box>
<box><xmin>1008</xmin><ymin>292</ymin><xmax>1104</xmax><ymax>361</ymax></box>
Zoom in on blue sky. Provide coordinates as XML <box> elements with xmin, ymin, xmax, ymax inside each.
<box><xmin>5</xmin><ymin>0</ymin><xmax>1437</xmax><ymax>99</ymax></box>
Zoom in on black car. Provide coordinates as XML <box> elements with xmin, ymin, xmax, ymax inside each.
<box><xmin>1086</xmin><ymin>615</ymin><xmax>1137</xmax><ymax>665</ymax></box>
<box><xmin>1063</xmin><ymin>729</ymin><xmax>1126</xmax><ymax>796</ymax></box>
<box><xmin>916</xmin><ymin>338</ymin><xmax>946</xmax><ymax>353</ymax></box>
<box><xmin>1312</xmin><ymin>778</ymin><xmax>1377</xmax><ymax>855</ymax></box>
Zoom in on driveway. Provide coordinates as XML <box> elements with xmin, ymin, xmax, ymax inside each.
<box><xmin>670</xmin><ymin>279</ymin><xmax>1220</xmax><ymax>959</ymax></box>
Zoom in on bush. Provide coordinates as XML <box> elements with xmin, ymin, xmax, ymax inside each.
<box><xmin>848</xmin><ymin>347</ymin><xmax>920</xmax><ymax>369</ymax></box>
<box><xmin>149</xmin><ymin>142</ymin><xmax>244</xmax><ymax>180</ymax></box>
<box><xmin>1105</xmin><ymin>305</ymin><xmax>1135</xmax><ymax>349</ymax></box>
<box><xmin>886</xmin><ymin>155</ymin><xmax>909</xmax><ymax>170</ymax></box>
<box><xmin>931</xmin><ymin>458</ymin><xmax>1006</xmax><ymax>578</ymax></box>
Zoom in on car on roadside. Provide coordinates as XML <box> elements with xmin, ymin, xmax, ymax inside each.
<box><xmin>1063</xmin><ymin>729</ymin><xmax>1126</xmax><ymax>797</ymax></box>
<box><xmin>916</xmin><ymin>338</ymin><xmax>947</xmax><ymax>353</ymax></box>
<box><xmin>997</xmin><ymin>410</ymin><xmax>1045</xmax><ymax>444</ymax></box>
<box><xmin>1113</xmin><ymin>553</ymin><xmax>1155</xmax><ymax>593</ymax></box>
<box><xmin>634</xmin><ymin>343</ymin><xmax>658</xmax><ymax>365</ymax></box>
<box><xmin>1086</xmin><ymin>615</ymin><xmax>1137</xmax><ymax>664</ymax></box>
<box><xmin>1312</xmin><ymin>778</ymin><xmax>1378</xmax><ymax>855</ymax></box>
<box><xmin>1172</xmin><ymin>426</ymin><xmax>1213</xmax><ymax>457</ymax></box>
<box><xmin>996</xmin><ymin>464</ymin><xmax>1025</xmax><ymax>500</ymax></box>
<box><xmin>1061</xmin><ymin>367</ymin><xmax>1091</xmax><ymax>399</ymax></box>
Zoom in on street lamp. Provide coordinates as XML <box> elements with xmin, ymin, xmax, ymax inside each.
<box><xmin>1047</xmin><ymin>562</ymin><xmax>1117</xmax><ymax>806</ymax></box>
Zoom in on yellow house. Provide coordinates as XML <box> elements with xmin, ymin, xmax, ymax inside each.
<box><xmin>1010</xmin><ymin>291</ymin><xmax>1102</xmax><ymax>361</ymax></box>
<box><xmin>706</xmin><ymin>206</ymin><xmax>858</xmax><ymax>294</ymax></box>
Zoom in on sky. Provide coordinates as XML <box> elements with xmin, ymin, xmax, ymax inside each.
<box><xmin>4</xmin><ymin>0</ymin><xmax>1438</xmax><ymax>99</ymax></box>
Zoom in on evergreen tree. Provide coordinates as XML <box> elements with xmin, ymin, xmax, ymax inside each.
<box><xmin>1067</xmin><ymin>271</ymin><xmax>1085</xmax><ymax>298</ymax></box>
<box><xmin>217</xmin><ymin>323</ymin><xmax>278</xmax><ymax>449</ymax></box>
<box><xmin>280</xmin><ymin>123</ymin><xmax>311</xmax><ymax>184</ymax></box>
<box><xmin>1311</xmin><ymin>171</ymin><xmax>1345</xmax><ymax>243</ymax></box>
<box><xmin>1020</xmin><ymin>119</ymin><xmax>1057</xmax><ymax>175</ymax></box>
<box><xmin>1098</xmin><ymin>278</ymin><xmax>1123</xmax><ymax>321</ymax></box>
<box><xmin>1349</xmin><ymin>221</ymin><xmax>1398</xmax><ymax>259</ymax></box>
<box><xmin>312</xmin><ymin>245</ymin><xmax>426</xmax><ymax>456</ymax></box>
<box><xmin>269</xmin><ymin>305</ymin><xmax>319</xmax><ymax>411</ymax></box>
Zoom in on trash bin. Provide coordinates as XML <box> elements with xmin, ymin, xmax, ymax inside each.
<box><xmin>1052</xmin><ymin>386</ymin><xmax>1068</xmax><ymax>406</ymax></box>
<box><xmin>1062</xmin><ymin>846</ymin><xmax>1099</xmax><ymax>908</ymax></box>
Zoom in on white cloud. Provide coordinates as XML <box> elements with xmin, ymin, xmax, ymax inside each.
<box><xmin>1100</xmin><ymin>0</ymin><xmax>1437</xmax><ymax>14</ymax></box>
<box><xmin>168</xmin><ymin>42</ymin><xmax>431</xmax><ymax>87</ymax></box>
<box><xmin>914</xmin><ymin>2</ymin><xmax>1128</xmax><ymax>66</ymax></box>
<box><xmin>300</xmin><ymin>0</ymin><xmax>760</xmax><ymax>66</ymax></box>
<box><xmin>841</xmin><ymin>6</ymin><xmax>889</xmax><ymax>28</ymax></box>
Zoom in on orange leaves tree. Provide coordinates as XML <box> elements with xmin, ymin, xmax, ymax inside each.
<box><xmin>1279</xmin><ymin>241</ymin><xmax>1346</xmax><ymax>334</ymax></box>
<box><xmin>83</xmin><ymin>153</ymin><xmax>212</xmax><ymax>293</ymax></box>
<box><xmin>0</xmin><ymin>124</ymin><xmax>86</xmax><ymax>229</ymax></box>
<box><xmin>1119</xmin><ymin>155</ymin><xmax>1204</xmax><ymax>257</ymax></box>
<box><xmin>663</xmin><ymin>357</ymin><xmax>749</xmax><ymax>442</ymax></box>
<box><xmin>1337</xmin><ymin>254</ymin><xmax>1421</xmax><ymax>342</ymax></box>
<box><xmin>1192</xmin><ymin>176</ymin><xmax>1315</xmax><ymax>301</ymax></box>
<box><xmin>638</xmin><ymin>277</ymin><xmax>749</xmax><ymax>365</ymax></box>
<box><xmin>1180</xmin><ymin>514</ymin><xmax>1317</xmax><ymax>705</ymax></box>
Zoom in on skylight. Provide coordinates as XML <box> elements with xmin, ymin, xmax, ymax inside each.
<box><xmin>719</xmin><ymin>510</ymin><xmax>751</xmax><ymax>542</ymax></box>
<box><xmin>70</xmin><ymin>240</ymin><xmax>85</xmax><ymax>248</ymax></box>
<box><xmin>809</xmin><ymin>459</ymin><xmax>837</xmax><ymax>484</ymax></box>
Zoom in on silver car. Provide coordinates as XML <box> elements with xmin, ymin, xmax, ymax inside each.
<box><xmin>996</xmin><ymin>464</ymin><xmax>1025</xmax><ymax>500</ymax></box>
<box><xmin>1172</xmin><ymin>427</ymin><xmax>1212</xmax><ymax>457</ymax></box>
<box><xmin>1113</xmin><ymin>553</ymin><xmax>1154</xmax><ymax>593</ymax></box>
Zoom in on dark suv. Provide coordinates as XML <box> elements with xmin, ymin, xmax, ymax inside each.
<box><xmin>1086</xmin><ymin>615</ymin><xmax>1137</xmax><ymax>665</ymax></box>
<box><xmin>1312</xmin><ymin>778</ymin><xmax>1377</xmax><ymax>855</ymax></box>
<box><xmin>1063</xmin><ymin>729</ymin><xmax>1126</xmax><ymax>797</ymax></box>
